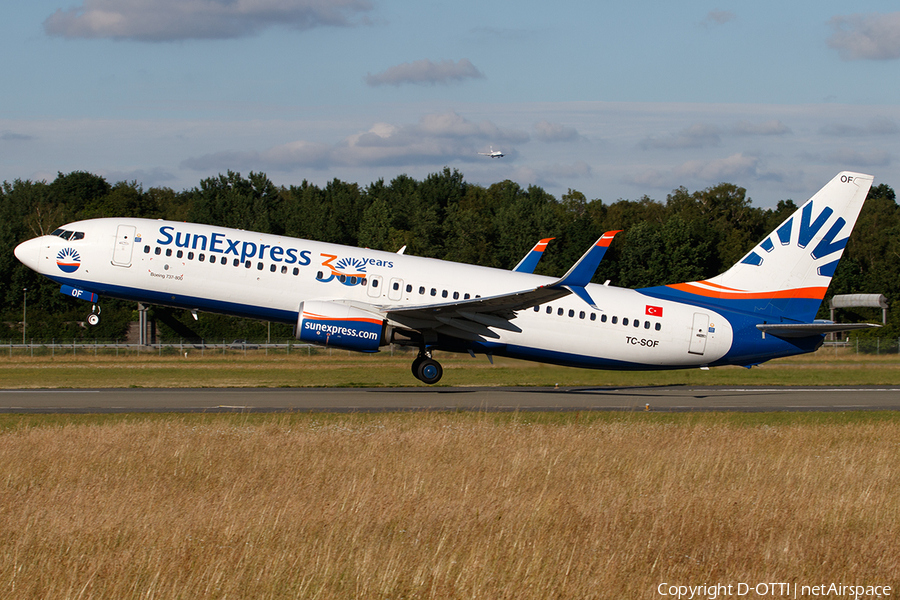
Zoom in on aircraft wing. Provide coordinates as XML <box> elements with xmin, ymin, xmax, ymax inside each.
<box><xmin>372</xmin><ymin>231</ymin><xmax>621</xmax><ymax>341</ymax></box>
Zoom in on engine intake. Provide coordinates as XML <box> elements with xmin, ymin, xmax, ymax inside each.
<box><xmin>295</xmin><ymin>300</ymin><xmax>387</xmax><ymax>353</ymax></box>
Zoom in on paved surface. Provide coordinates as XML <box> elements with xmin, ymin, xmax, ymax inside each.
<box><xmin>1</xmin><ymin>386</ymin><xmax>899</xmax><ymax>413</ymax></box>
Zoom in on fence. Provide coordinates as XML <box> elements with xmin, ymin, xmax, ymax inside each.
<box><xmin>1</xmin><ymin>340</ymin><xmax>415</xmax><ymax>358</ymax></box>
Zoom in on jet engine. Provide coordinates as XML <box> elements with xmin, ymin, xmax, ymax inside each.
<box><xmin>295</xmin><ymin>300</ymin><xmax>388</xmax><ymax>353</ymax></box>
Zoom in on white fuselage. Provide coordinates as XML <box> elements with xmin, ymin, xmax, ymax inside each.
<box><xmin>17</xmin><ymin>217</ymin><xmax>734</xmax><ymax>369</ymax></box>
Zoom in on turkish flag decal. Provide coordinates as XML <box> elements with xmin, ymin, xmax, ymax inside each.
<box><xmin>645</xmin><ymin>305</ymin><xmax>663</xmax><ymax>317</ymax></box>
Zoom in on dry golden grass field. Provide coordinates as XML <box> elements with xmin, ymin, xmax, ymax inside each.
<box><xmin>1</xmin><ymin>347</ymin><xmax>899</xmax><ymax>598</ymax></box>
<box><xmin>0</xmin><ymin>412</ymin><xmax>898</xmax><ymax>599</ymax></box>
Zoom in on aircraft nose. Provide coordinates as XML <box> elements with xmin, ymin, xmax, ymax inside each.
<box><xmin>14</xmin><ymin>238</ymin><xmax>42</xmax><ymax>272</ymax></box>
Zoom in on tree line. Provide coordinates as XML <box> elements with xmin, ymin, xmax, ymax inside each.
<box><xmin>1</xmin><ymin>169</ymin><xmax>898</xmax><ymax>342</ymax></box>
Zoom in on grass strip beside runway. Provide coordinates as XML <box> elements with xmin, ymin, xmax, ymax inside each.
<box><xmin>2</xmin><ymin>346</ymin><xmax>900</xmax><ymax>388</ymax></box>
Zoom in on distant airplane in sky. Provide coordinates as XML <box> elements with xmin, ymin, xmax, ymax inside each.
<box><xmin>478</xmin><ymin>146</ymin><xmax>504</xmax><ymax>158</ymax></box>
<box><xmin>14</xmin><ymin>172</ymin><xmax>878</xmax><ymax>384</ymax></box>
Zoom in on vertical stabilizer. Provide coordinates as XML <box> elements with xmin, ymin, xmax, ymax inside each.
<box><xmin>646</xmin><ymin>172</ymin><xmax>873</xmax><ymax>321</ymax></box>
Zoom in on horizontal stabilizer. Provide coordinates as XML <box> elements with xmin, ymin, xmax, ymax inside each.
<box><xmin>756</xmin><ymin>322</ymin><xmax>881</xmax><ymax>338</ymax></box>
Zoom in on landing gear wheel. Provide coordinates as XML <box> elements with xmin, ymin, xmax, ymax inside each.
<box><xmin>87</xmin><ymin>314</ymin><xmax>100</xmax><ymax>326</ymax></box>
<box><xmin>411</xmin><ymin>355</ymin><xmax>425</xmax><ymax>378</ymax></box>
<box><xmin>416</xmin><ymin>358</ymin><xmax>443</xmax><ymax>385</ymax></box>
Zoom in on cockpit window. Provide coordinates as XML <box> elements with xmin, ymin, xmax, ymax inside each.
<box><xmin>50</xmin><ymin>229</ymin><xmax>84</xmax><ymax>241</ymax></box>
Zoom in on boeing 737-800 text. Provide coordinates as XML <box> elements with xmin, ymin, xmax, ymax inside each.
<box><xmin>14</xmin><ymin>172</ymin><xmax>878</xmax><ymax>384</ymax></box>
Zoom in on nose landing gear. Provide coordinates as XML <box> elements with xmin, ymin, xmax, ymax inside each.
<box><xmin>87</xmin><ymin>304</ymin><xmax>101</xmax><ymax>326</ymax></box>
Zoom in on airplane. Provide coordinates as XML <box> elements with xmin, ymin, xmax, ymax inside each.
<box><xmin>14</xmin><ymin>171</ymin><xmax>880</xmax><ymax>385</ymax></box>
<box><xmin>478</xmin><ymin>146</ymin><xmax>504</xmax><ymax>158</ymax></box>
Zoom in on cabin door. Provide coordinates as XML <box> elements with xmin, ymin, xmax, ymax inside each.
<box><xmin>112</xmin><ymin>225</ymin><xmax>136</xmax><ymax>267</ymax></box>
<box><xmin>688</xmin><ymin>312</ymin><xmax>709</xmax><ymax>355</ymax></box>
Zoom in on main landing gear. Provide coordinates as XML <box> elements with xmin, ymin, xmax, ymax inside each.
<box><xmin>87</xmin><ymin>304</ymin><xmax>101</xmax><ymax>326</ymax></box>
<box><xmin>411</xmin><ymin>350</ymin><xmax>443</xmax><ymax>385</ymax></box>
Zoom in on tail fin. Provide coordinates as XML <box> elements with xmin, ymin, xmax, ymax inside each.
<box><xmin>647</xmin><ymin>172</ymin><xmax>873</xmax><ymax>321</ymax></box>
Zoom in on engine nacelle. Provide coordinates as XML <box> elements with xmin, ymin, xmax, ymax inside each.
<box><xmin>295</xmin><ymin>300</ymin><xmax>387</xmax><ymax>353</ymax></box>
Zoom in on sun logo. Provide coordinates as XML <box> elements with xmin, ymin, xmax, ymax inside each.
<box><xmin>333</xmin><ymin>257</ymin><xmax>367</xmax><ymax>276</ymax></box>
<box><xmin>56</xmin><ymin>248</ymin><xmax>81</xmax><ymax>273</ymax></box>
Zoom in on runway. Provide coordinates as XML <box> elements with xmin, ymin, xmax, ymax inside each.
<box><xmin>1</xmin><ymin>386</ymin><xmax>900</xmax><ymax>413</ymax></box>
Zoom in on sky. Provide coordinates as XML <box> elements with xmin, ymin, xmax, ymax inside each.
<box><xmin>3</xmin><ymin>0</ymin><xmax>900</xmax><ymax>208</ymax></box>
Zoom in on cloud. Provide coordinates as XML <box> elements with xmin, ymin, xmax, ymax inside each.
<box><xmin>625</xmin><ymin>153</ymin><xmax>759</xmax><ymax>189</ymax></box>
<box><xmin>1</xmin><ymin>131</ymin><xmax>35</xmax><ymax>141</ymax></box>
<box><xmin>827</xmin><ymin>12</ymin><xmax>900</xmax><ymax>60</ymax></box>
<box><xmin>703</xmin><ymin>10</ymin><xmax>736</xmax><ymax>27</ymax></box>
<box><xmin>181</xmin><ymin>111</ymin><xmax>529</xmax><ymax>172</ymax></box>
<box><xmin>819</xmin><ymin>117</ymin><xmax>900</xmax><ymax>137</ymax></box>
<box><xmin>102</xmin><ymin>167</ymin><xmax>177</xmax><ymax>186</ymax></box>
<box><xmin>534</xmin><ymin>120</ymin><xmax>580</xmax><ymax>143</ymax></box>
<box><xmin>365</xmin><ymin>59</ymin><xmax>484</xmax><ymax>87</ymax></box>
<box><xmin>800</xmin><ymin>148</ymin><xmax>892</xmax><ymax>168</ymax></box>
<box><xmin>731</xmin><ymin>119</ymin><xmax>791</xmax><ymax>136</ymax></box>
<box><xmin>43</xmin><ymin>0</ymin><xmax>373</xmax><ymax>42</ymax></box>
<box><xmin>639</xmin><ymin>123</ymin><xmax>722</xmax><ymax>150</ymax></box>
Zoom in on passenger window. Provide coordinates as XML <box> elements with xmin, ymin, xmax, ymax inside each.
<box><xmin>601</xmin><ymin>314</ymin><xmax>607</xmax><ymax>322</ymax></box>
<box><xmin>405</xmin><ymin>284</ymin><xmax>412</xmax><ymax>293</ymax></box>
<box><xmin>257</xmin><ymin>262</ymin><xmax>263</xmax><ymax>270</ymax></box>
<box><xmin>579</xmin><ymin>311</ymin><xmax>585</xmax><ymax>319</ymax></box>
<box><xmin>453</xmin><ymin>291</ymin><xmax>459</xmax><ymax>300</ymax></box>
<box><xmin>270</xmin><ymin>264</ymin><xmax>276</xmax><ymax>272</ymax></box>
<box><xmin>633</xmin><ymin>319</ymin><xmax>640</xmax><ymax>328</ymax></box>
<box><xmin>293</xmin><ymin>267</ymin><xmax>299</xmax><ymax>276</ymax></box>
<box><xmin>612</xmin><ymin>316</ymin><xmax>618</xmax><ymax>324</ymax></box>
<box><xmin>557</xmin><ymin>308</ymin><xmax>564</xmax><ymax>316</ymax></box>
<box><xmin>392</xmin><ymin>282</ymin><xmax>399</xmax><ymax>291</ymax></box>
<box><xmin>644</xmin><ymin>321</ymin><xmax>650</xmax><ymax>329</ymax></box>
<box><xmin>464</xmin><ymin>293</ymin><xmax>470</xmax><ymax>299</ymax></box>
<box><xmin>234</xmin><ymin>259</ymin><xmax>241</xmax><ymax>267</ymax></box>
<box><xmin>431</xmin><ymin>288</ymin><xmax>437</xmax><ymax>296</ymax></box>
<box><xmin>199</xmin><ymin>254</ymin><xmax>205</xmax><ymax>262</ymax></box>
<box><xmin>144</xmin><ymin>245</ymin><xmax>151</xmax><ymax>254</ymax></box>
<box><xmin>221</xmin><ymin>256</ymin><xmax>227</xmax><ymax>265</ymax></box>
<box><xmin>245</xmin><ymin>261</ymin><xmax>251</xmax><ymax>269</ymax></box>
<box><xmin>623</xmin><ymin>318</ymin><xmax>629</xmax><ymax>326</ymax></box>
<box><xmin>655</xmin><ymin>323</ymin><xmax>661</xmax><ymax>331</ymax></box>
<box><xmin>176</xmin><ymin>250</ymin><xmax>183</xmax><ymax>258</ymax></box>
<box><xmin>418</xmin><ymin>286</ymin><xmax>425</xmax><ymax>294</ymax></box>
<box><xmin>442</xmin><ymin>290</ymin><xmax>448</xmax><ymax>298</ymax></box>
<box><xmin>166</xmin><ymin>249</ymin><xmax>172</xmax><ymax>257</ymax></box>
<box><xmin>281</xmin><ymin>265</ymin><xmax>287</xmax><ymax>274</ymax></box>
<box><xmin>590</xmin><ymin>313</ymin><xmax>596</xmax><ymax>321</ymax></box>
<box><xmin>188</xmin><ymin>252</ymin><xmax>194</xmax><ymax>260</ymax></box>
<box><xmin>154</xmin><ymin>247</ymin><xmax>161</xmax><ymax>255</ymax></box>
<box><xmin>568</xmin><ymin>309</ymin><xmax>575</xmax><ymax>317</ymax></box>
<box><xmin>534</xmin><ymin>306</ymin><xmax>540</xmax><ymax>312</ymax></box>
<box><xmin>546</xmin><ymin>306</ymin><xmax>552</xmax><ymax>314</ymax></box>
<box><xmin>372</xmin><ymin>279</ymin><xmax>379</xmax><ymax>288</ymax></box>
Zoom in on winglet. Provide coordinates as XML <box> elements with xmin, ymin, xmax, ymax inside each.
<box><xmin>551</xmin><ymin>230</ymin><xmax>622</xmax><ymax>308</ymax></box>
<box><xmin>555</xmin><ymin>230</ymin><xmax>622</xmax><ymax>288</ymax></box>
<box><xmin>513</xmin><ymin>238</ymin><xmax>555</xmax><ymax>273</ymax></box>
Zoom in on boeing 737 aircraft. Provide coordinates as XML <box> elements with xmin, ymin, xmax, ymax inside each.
<box><xmin>14</xmin><ymin>172</ymin><xmax>878</xmax><ymax>384</ymax></box>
